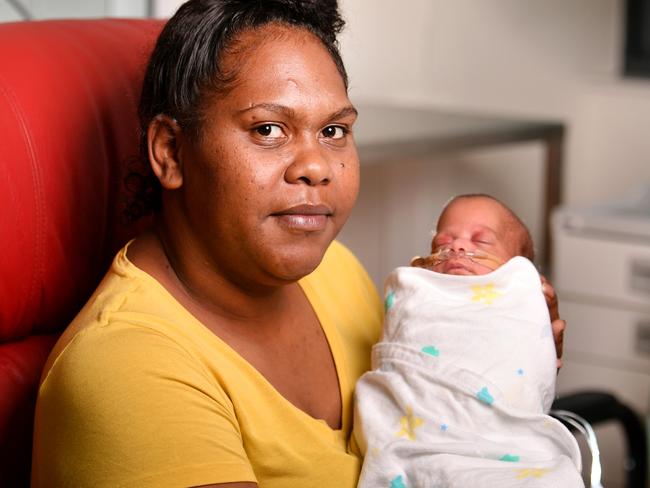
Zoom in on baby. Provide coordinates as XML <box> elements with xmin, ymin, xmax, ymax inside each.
<box><xmin>353</xmin><ymin>194</ymin><xmax>584</xmax><ymax>488</ymax></box>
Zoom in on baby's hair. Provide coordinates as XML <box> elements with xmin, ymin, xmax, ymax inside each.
<box><xmin>440</xmin><ymin>193</ymin><xmax>535</xmax><ymax>261</ymax></box>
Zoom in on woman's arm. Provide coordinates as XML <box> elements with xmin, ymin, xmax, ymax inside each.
<box><xmin>33</xmin><ymin>324</ymin><xmax>257</xmax><ymax>487</ymax></box>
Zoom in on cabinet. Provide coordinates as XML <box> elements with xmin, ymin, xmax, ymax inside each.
<box><xmin>552</xmin><ymin>198</ymin><xmax>650</xmax><ymax>488</ymax></box>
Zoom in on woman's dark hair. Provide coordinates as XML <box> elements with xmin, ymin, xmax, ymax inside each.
<box><xmin>124</xmin><ymin>0</ymin><xmax>348</xmax><ymax>222</ymax></box>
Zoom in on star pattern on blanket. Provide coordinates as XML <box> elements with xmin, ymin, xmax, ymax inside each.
<box><xmin>515</xmin><ymin>468</ymin><xmax>550</xmax><ymax>479</ymax></box>
<box><xmin>396</xmin><ymin>406</ymin><xmax>424</xmax><ymax>441</ymax></box>
<box><xmin>470</xmin><ymin>283</ymin><xmax>501</xmax><ymax>304</ymax></box>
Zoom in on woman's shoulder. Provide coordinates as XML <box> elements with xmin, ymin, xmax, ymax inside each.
<box><xmin>33</xmin><ymin>313</ymin><xmax>253</xmax><ymax>488</ymax></box>
<box><xmin>41</xmin><ymin>240</ymin><xmax>206</xmax><ymax>379</ymax></box>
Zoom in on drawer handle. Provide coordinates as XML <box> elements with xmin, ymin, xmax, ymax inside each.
<box><xmin>630</xmin><ymin>259</ymin><xmax>650</xmax><ymax>296</ymax></box>
<box><xmin>637</xmin><ymin>321</ymin><xmax>650</xmax><ymax>357</ymax></box>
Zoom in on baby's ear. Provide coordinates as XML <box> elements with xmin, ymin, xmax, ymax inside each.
<box><xmin>147</xmin><ymin>115</ymin><xmax>183</xmax><ymax>190</ymax></box>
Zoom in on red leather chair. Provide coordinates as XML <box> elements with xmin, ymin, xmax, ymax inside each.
<box><xmin>0</xmin><ymin>18</ymin><xmax>162</xmax><ymax>486</ymax></box>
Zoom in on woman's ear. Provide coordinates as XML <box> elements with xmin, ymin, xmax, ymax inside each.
<box><xmin>148</xmin><ymin>115</ymin><xmax>184</xmax><ymax>190</ymax></box>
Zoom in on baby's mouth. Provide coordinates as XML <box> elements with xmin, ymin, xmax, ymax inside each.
<box><xmin>443</xmin><ymin>259</ymin><xmax>474</xmax><ymax>272</ymax></box>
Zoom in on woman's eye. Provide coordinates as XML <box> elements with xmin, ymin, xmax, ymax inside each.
<box><xmin>321</xmin><ymin>125</ymin><xmax>346</xmax><ymax>139</ymax></box>
<box><xmin>255</xmin><ymin>124</ymin><xmax>284</xmax><ymax>138</ymax></box>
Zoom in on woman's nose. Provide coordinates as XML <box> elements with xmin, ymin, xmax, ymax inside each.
<box><xmin>285</xmin><ymin>140</ymin><xmax>332</xmax><ymax>186</ymax></box>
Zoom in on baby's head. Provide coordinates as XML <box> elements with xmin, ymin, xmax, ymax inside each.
<box><xmin>418</xmin><ymin>194</ymin><xmax>534</xmax><ymax>276</ymax></box>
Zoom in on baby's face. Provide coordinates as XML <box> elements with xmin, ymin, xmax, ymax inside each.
<box><xmin>429</xmin><ymin>197</ymin><xmax>519</xmax><ymax>276</ymax></box>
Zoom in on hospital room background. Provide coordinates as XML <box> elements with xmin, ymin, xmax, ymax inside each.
<box><xmin>1</xmin><ymin>0</ymin><xmax>649</xmax><ymax>486</ymax></box>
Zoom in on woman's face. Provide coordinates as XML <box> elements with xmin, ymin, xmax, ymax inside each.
<box><xmin>177</xmin><ymin>24</ymin><xmax>359</xmax><ymax>288</ymax></box>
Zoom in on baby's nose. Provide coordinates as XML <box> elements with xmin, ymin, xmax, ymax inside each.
<box><xmin>450</xmin><ymin>239</ymin><xmax>470</xmax><ymax>254</ymax></box>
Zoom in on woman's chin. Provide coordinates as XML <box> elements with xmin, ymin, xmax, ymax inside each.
<box><xmin>265</xmin><ymin>242</ymin><xmax>332</xmax><ymax>282</ymax></box>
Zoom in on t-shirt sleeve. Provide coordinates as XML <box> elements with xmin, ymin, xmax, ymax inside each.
<box><xmin>33</xmin><ymin>323</ymin><xmax>257</xmax><ymax>488</ymax></box>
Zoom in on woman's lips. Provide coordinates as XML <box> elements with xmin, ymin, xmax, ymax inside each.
<box><xmin>272</xmin><ymin>204</ymin><xmax>332</xmax><ymax>232</ymax></box>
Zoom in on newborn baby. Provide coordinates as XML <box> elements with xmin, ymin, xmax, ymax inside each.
<box><xmin>353</xmin><ymin>194</ymin><xmax>583</xmax><ymax>488</ymax></box>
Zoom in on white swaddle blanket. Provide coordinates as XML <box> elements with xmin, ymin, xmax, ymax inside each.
<box><xmin>354</xmin><ymin>257</ymin><xmax>583</xmax><ymax>488</ymax></box>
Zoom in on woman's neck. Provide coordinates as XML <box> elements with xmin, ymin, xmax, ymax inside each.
<box><xmin>129</xmin><ymin>225</ymin><xmax>295</xmax><ymax>328</ymax></box>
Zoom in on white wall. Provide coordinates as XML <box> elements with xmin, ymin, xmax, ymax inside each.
<box><xmin>333</xmin><ymin>0</ymin><xmax>650</xmax><ymax>284</ymax></box>
<box><xmin>0</xmin><ymin>0</ymin><xmax>149</xmax><ymax>20</ymax></box>
<box><xmin>150</xmin><ymin>0</ymin><xmax>181</xmax><ymax>17</ymax></box>
<box><xmin>339</xmin><ymin>0</ymin><xmax>650</xmax><ymax>207</ymax></box>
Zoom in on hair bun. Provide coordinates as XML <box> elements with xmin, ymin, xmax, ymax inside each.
<box><xmin>252</xmin><ymin>0</ymin><xmax>345</xmax><ymax>41</ymax></box>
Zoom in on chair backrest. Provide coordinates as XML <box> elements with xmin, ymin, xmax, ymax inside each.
<box><xmin>0</xmin><ymin>18</ymin><xmax>162</xmax><ymax>486</ymax></box>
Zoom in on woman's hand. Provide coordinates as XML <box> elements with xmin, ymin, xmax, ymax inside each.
<box><xmin>540</xmin><ymin>274</ymin><xmax>565</xmax><ymax>370</ymax></box>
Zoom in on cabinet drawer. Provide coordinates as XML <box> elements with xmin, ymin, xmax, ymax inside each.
<box><xmin>556</xmin><ymin>360</ymin><xmax>649</xmax><ymax>421</ymax></box>
<box><xmin>553</xmin><ymin>231</ymin><xmax>650</xmax><ymax>307</ymax></box>
<box><xmin>561</xmin><ymin>300</ymin><xmax>650</xmax><ymax>373</ymax></box>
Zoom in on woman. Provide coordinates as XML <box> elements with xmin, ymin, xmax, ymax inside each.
<box><xmin>31</xmin><ymin>1</ymin><xmax>565</xmax><ymax>487</ymax></box>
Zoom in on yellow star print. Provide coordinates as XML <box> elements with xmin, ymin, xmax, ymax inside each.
<box><xmin>515</xmin><ymin>468</ymin><xmax>550</xmax><ymax>479</ymax></box>
<box><xmin>396</xmin><ymin>406</ymin><xmax>424</xmax><ymax>440</ymax></box>
<box><xmin>471</xmin><ymin>283</ymin><xmax>501</xmax><ymax>305</ymax></box>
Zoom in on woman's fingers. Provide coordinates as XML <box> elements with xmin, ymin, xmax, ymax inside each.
<box><xmin>540</xmin><ymin>274</ymin><xmax>564</xmax><ymax>369</ymax></box>
<box><xmin>540</xmin><ymin>274</ymin><xmax>559</xmax><ymax>321</ymax></box>
<box><xmin>552</xmin><ymin>318</ymin><xmax>566</xmax><ymax>370</ymax></box>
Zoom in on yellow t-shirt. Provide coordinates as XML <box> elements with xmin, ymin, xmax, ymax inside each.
<box><xmin>32</xmin><ymin>240</ymin><xmax>382</xmax><ymax>488</ymax></box>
